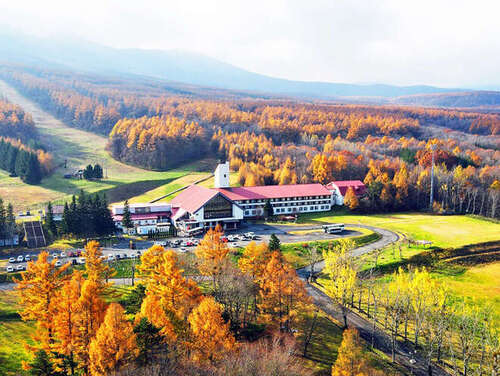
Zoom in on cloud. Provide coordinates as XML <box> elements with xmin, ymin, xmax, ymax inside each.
<box><xmin>0</xmin><ymin>0</ymin><xmax>498</xmax><ymax>87</ymax></box>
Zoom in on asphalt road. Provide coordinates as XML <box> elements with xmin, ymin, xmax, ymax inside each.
<box><xmin>297</xmin><ymin>224</ymin><xmax>451</xmax><ymax>376</ymax></box>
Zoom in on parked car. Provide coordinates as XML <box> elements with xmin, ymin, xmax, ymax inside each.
<box><xmin>179</xmin><ymin>247</ymin><xmax>187</xmax><ymax>253</ymax></box>
<box><xmin>107</xmin><ymin>255</ymin><xmax>116</xmax><ymax>262</ymax></box>
<box><xmin>221</xmin><ymin>236</ymin><xmax>228</xmax><ymax>243</ymax></box>
<box><xmin>67</xmin><ymin>251</ymin><xmax>74</xmax><ymax>257</ymax></box>
<box><xmin>185</xmin><ymin>241</ymin><xmax>195</xmax><ymax>246</ymax></box>
<box><xmin>51</xmin><ymin>253</ymin><xmax>59</xmax><ymax>259</ymax></box>
<box><xmin>8</xmin><ymin>257</ymin><xmax>15</xmax><ymax>263</ymax></box>
<box><xmin>121</xmin><ymin>253</ymin><xmax>128</xmax><ymax>259</ymax></box>
<box><xmin>16</xmin><ymin>264</ymin><xmax>25</xmax><ymax>271</ymax></box>
<box><xmin>55</xmin><ymin>260</ymin><xmax>62</xmax><ymax>267</ymax></box>
<box><xmin>60</xmin><ymin>251</ymin><xmax>66</xmax><ymax>258</ymax></box>
<box><xmin>17</xmin><ymin>255</ymin><xmax>24</xmax><ymax>262</ymax></box>
<box><xmin>6</xmin><ymin>266</ymin><xmax>14</xmax><ymax>273</ymax></box>
<box><xmin>77</xmin><ymin>258</ymin><xmax>86</xmax><ymax>265</ymax></box>
<box><xmin>24</xmin><ymin>255</ymin><xmax>31</xmax><ymax>261</ymax></box>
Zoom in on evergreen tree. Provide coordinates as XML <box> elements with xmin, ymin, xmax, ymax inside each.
<box><xmin>133</xmin><ymin>317</ymin><xmax>162</xmax><ymax>366</ymax></box>
<box><xmin>77</xmin><ymin>190</ymin><xmax>90</xmax><ymax>237</ymax></box>
<box><xmin>122</xmin><ymin>200</ymin><xmax>133</xmax><ymax>230</ymax></box>
<box><xmin>45</xmin><ymin>201</ymin><xmax>57</xmax><ymax>238</ymax></box>
<box><xmin>6</xmin><ymin>203</ymin><xmax>15</xmax><ymax>239</ymax></box>
<box><xmin>15</xmin><ymin>149</ymin><xmax>29</xmax><ymax>180</ymax></box>
<box><xmin>264</xmin><ymin>199</ymin><xmax>273</xmax><ymax>219</ymax></box>
<box><xmin>99</xmin><ymin>194</ymin><xmax>116</xmax><ymax>236</ymax></box>
<box><xmin>269</xmin><ymin>233</ymin><xmax>281</xmax><ymax>251</ymax></box>
<box><xmin>25</xmin><ymin>153</ymin><xmax>42</xmax><ymax>184</ymax></box>
<box><xmin>83</xmin><ymin>164</ymin><xmax>94</xmax><ymax>180</ymax></box>
<box><xmin>93</xmin><ymin>164</ymin><xmax>103</xmax><ymax>179</ymax></box>
<box><xmin>6</xmin><ymin>144</ymin><xmax>18</xmax><ymax>174</ymax></box>
<box><xmin>0</xmin><ymin>198</ymin><xmax>5</xmax><ymax>239</ymax></box>
<box><xmin>27</xmin><ymin>350</ymin><xmax>60</xmax><ymax>376</ymax></box>
<box><xmin>61</xmin><ymin>202</ymin><xmax>70</xmax><ymax>235</ymax></box>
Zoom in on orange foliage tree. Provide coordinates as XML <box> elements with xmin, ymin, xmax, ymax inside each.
<box><xmin>89</xmin><ymin>303</ymin><xmax>137</xmax><ymax>376</ymax></box>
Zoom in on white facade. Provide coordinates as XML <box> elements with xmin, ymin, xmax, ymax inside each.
<box><xmin>234</xmin><ymin>195</ymin><xmax>332</xmax><ymax>217</ymax></box>
<box><xmin>327</xmin><ymin>184</ymin><xmax>344</xmax><ymax>205</ymax></box>
<box><xmin>112</xmin><ymin>203</ymin><xmax>172</xmax><ymax>215</ymax></box>
<box><xmin>214</xmin><ymin>161</ymin><xmax>230</xmax><ymax>188</ymax></box>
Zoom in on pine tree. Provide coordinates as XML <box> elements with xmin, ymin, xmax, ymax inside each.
<box><xmin>61</xmin><ymin>202</ymin><xmax>70</xmax><ymax>235</ymax></box>
<box><xmin>83</xmin><ymin>164</ymin><xmax>94</xmax><ymax>180</ymax></box>
<box><xmin>25</xmin><ymin>350</ymin><xmax>60</xmax><ymax>376</ymax></box>
<box><xmin>264</xmin><ymin>199</ymin><xmax>273</xmax><ymax>219</ymax></box>
<box><xmin>269</xmin><ymin>233</ymin><xmax>281</xmax><ymax>251</ymax></box>
<box><xmin>93</xmin><ymin>164</ymin><xmax>103</xmax><ymax>179</ymax></box>
<box><xmin>133</xmin><ymin>317</ymin><xmax>162</xmax><ymax>366</ymax></box>
<box><xmin>0</xmin><ymin>197</ymin><xmax>5</xmax><ymax>239</ymax></box>
<box><xmin>46</xmin><ymin>202</ymin><xmax>57</xmax><ymax>238</ymax></box>
<box><xmin>25</xmin><ymin>153</ymin><xmax>42</xmax><ymax>184</ymax></box>
<box><xmin>122</xmin><ymin>200</ymin><xmax>133</xmax><ymax>230</ymax></box>
<box><xmin>6</xmin><ymin>203</ymin><xmax>16</xmax><ymax>240</ymax></box>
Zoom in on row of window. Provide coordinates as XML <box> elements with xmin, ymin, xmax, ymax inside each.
<box><xmin>242</xmin><ymin>200</ymin><xmax>331</xmax><ymax>210</ymax></box>
<box><xmin>244</xmin><ymin>205</ymin><xmax>330</xmax><ymax>216</ymax></box>
<box><xmin>236</xmin><ymin>195</ymin><xmax>331</xmax><ymax>205</ymax></box>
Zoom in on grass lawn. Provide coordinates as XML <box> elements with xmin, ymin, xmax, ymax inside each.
<box><xmin>0</xmin><ymin>290</ymin><xmax>34</xmax><ymax>376</ymax></box>
<box><xmin>297</xmin><ymin>210</ymin><xmax>500</xmax><ymax>248</ymax></box>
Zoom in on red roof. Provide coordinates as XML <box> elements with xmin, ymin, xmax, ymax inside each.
<box><xmin>326</xmin><ymin>180</ymin><xmax>366</xmax><ymax>196</ymax></box>
<box><xmin>170</xmin><ymin>185</ymin><xmax>218</xmax><ymax>214</ymax></box>
<box><xmin>215</xmin><ymin>184</ymin><xmax>331</xmax><ymax>201</ymax></box>
<box><xmin>113</xmin><ymin>212</ymin><xmax>171</xmax><ymax>221</ymax></box>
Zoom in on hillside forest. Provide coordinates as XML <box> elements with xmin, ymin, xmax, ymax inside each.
<box><xmin>0</xmin><ymin>99</ymin><xmax>53</xmax><ymax>184</ymax></box>
<box><xmin>0</xmin><ymin>65</ymin><xmax>498</xmax><ymax>217</ymax></box>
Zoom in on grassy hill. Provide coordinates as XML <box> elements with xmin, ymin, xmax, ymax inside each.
<box><xmin>0</xmin><ymin>80</ymin><xmax>216</xmax><ymax>211</ymax></box>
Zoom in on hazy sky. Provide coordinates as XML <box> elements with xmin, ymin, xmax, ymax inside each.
<box><xmin>1</xmin><ymin>0</ymin><xmax>499</xmax><ymax>88</ymax></box>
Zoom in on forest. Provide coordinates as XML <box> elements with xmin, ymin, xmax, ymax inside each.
<box><xmin>0</xmin><ymin>65</ymin><xmax>498</xmax><ymax>216</ymax></box>
<box><xmin>0</xmin><ymin>99</ymin><xmax>53</xmax><ymax>184</ymax></box>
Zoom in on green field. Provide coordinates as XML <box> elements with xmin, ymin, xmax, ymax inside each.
<box><xmin>297</xmin><ymin>210</ymin><xmax>500</xmax><ymax>248</ymax></box>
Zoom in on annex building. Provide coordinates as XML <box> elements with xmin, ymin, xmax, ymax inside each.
<box><xmin>111</xmin><ymin>162</ymin><xmax>366</xmax><ymax>235</ymax></box>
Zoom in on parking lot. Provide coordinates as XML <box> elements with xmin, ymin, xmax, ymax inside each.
<box><xmin>1</xmin><ymin>223</ymin><xmax>359</xmax><ymax>273</ymax></box>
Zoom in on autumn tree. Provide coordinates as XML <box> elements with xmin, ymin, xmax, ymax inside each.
<box><xmin>138</xmin><ymin>249</ymin><xmax>201</xmax><ymax>343</ymax></box>
<box><xmin>238</xmin><ymin>241</ymin><xmax>271</xmax><ymax>280</ymax></box>
<box><xmin>323</xmin><ymin>239</ymin><xmax>357</xmax><ymax>328</ymax></box>
<box><xmin>343</xmin><ymin>187</ymin><xmax>359</xmax><ymax>211</ymax></box>
<box><xmin>89</xmin><ymin>303</ymin><xmax>138</xmax><ymax>376</ymax></box>
<box><xmin>188</xmin><ymin>297</ymin><xmax>237</xmax><ymax>364</ymax></box>
<box><xmin>53</xmin><ymin>271</ymin><xmax>85</xmax><ymax>375</ymax></box>
<box><xmin>15</xmin><ymin>251</ymin><xmax>70</xmax><ymax>355</ymax></box>
<box><xmin>82</xmin><ymin>240</ymin><xmax>112</xmax><ymax>291</ymax></box>
<box><xmin>195</xmin><ymin>224</ymin><xmax>230</xmax><ymax>292</ymax></box>
<box><xmin>258</xmin><ymin>251</ymin><xmax>311</xmax><ymax>332</ymax></box>
<box><xmin>331</xmin><ymin>328</ymin><xmax>373</xmax><ymax>376</ymax></box>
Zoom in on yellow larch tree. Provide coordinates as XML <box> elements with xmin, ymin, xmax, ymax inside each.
<box><xmin>74</xmin><ymin>278</ymin><xmax>107</xmax><ymax>375</ymax></box>
<box><xmin>53</xmin><ymin>270</ymin><xmax>85</xmax><ymax>375</ymax></box>
<box><xmin>83</xmin><ymin>240</ymin><xmax>112</xmax><ymax>291</ymax></box>
<box><xmin>331</xmin><ymin>328</ymin><xmax>383</xmax><ymax>376</ymax></box>
<box><xmin>138</xmin><ymin>249</ymin><xmax>201</xmax><ymax>343</ymax></box>
<box><xmin>258</xmin><ymin>251</ymin><xmax>311</xmax><ymax>332</ymax></box>
<box><xmin>15</xmin><ymin>251</ymin><xmax>70</xmax><ymax>354</ymax></box>
<box><xmin>238</xmin><ymin>241</ymin><xmax>271</xmax><ymax>280</ymax></box>
<box><xmin>323</xmin><ymin>239</ymin><xmax>357</xmax><ymax>328</ymax></box>
<box><xmin>89</xmin><ymin>303</ymin><xmax>138</xmax><ymax>376</ymax></box>
<box><xmin>136</xmin><ymin>244</ymin><xmax>167</xmax><ymax>284</ymax></box>
<box><xmin>187</xmin><ymin>297</ymin><xmax>237</xmax><ymax>364</ymax></box>
<box><xmin>343</xmin><ymin>187</ymin><xmax>359</xmax><ymax>211</ymax></box>
<box><xmin>195</xmin><ymin>224</ymin><xmax>230</xmax><ymax>291</ymax></box>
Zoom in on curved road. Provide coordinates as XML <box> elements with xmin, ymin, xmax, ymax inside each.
<box><xmin>297</xmin><ymin>224</ymin><xmax>450</xmax><ymax>376</ymax></box>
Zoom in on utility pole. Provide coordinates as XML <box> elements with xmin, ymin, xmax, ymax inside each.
<box><xmin>429</xmin><ymin>144</ymin><xmax>436</xmax><ymax>211</ymax></box>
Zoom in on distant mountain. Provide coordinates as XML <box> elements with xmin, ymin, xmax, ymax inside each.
<box><xmin>0</xmin><ymin>32</ymin><xmax>491</xmax><ymax>100</ymax></box>
<box><xmin>395</xmin><ymin>91</ymin><xmax>500</xmax><ymax>108</ymax></box>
